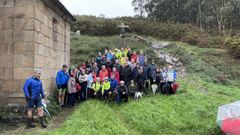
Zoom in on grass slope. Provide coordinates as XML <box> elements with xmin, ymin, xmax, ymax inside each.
<box><xmin>31</xmin><ymin>34</ymin><xmax>240</xmax><ymax>135</ymax></box>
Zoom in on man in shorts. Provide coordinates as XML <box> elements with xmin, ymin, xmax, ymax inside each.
<box><xmin>56</xmin><ymin>65</ymin><xmax>69</xmax><ymax>106</ymax></box>
<box><xmin>23</xmin><ymin>69</ymin><xmax>47</xmax><ymax>128</ymax></box>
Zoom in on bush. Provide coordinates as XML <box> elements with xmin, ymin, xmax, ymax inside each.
<box><xmin>72</xmin><ymin>16</ymin><xmax>224</xmax><ymax>48</ymax></box>
<box><xmin>225</xmin><ymin>37</ymin><xmax>240</xmax><ymax>58</ymax></box>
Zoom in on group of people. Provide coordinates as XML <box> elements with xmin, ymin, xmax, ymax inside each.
<box><xmin>23</xmin><ymin>47</ymin><xmax>177</xmax><ymax>128</ymax></box>
<box><xmin>56</xmin><ymin>47</ymin><xmax>177</xmax><ymax>107</ymax></box>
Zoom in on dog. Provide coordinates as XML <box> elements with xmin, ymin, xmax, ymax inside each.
<box><xmin>151</xmin><ymin>84</ymin><xmax>158</xmax><ymax>95</ymax></box>
<box><xmin>134</xmin><ymin>92</ymin><xmax>143</xmax><ymax>100</ymax></box>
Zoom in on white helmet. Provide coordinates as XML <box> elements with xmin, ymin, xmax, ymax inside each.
<box><xmin>34</xmin><ymin>68</ymin><xmax>42</xmax><ymax>74</ymax></box>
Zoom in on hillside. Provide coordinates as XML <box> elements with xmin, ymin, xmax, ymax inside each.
<box><xmin>20</xmin><ymin>34</ymin><xmax>240</xmax><ymax>135</ymax></box>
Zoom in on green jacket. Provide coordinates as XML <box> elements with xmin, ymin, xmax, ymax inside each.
<box><xmin>102</xmin><ymin>81</ymin><xmax>110</xmax><ymax>94</ymax></box>
<box><xmin>91</xmin><ymin>82</ymin><xmax>101</xmax><ymax>92</ymax></box>
<box><xmin>128</xmin><ymin>84</ymin><xmax>137</xmax><ymax>93</ymax></box>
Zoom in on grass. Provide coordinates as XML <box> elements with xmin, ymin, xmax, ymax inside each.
<box><xmin>24</xmin><ymin>34</ymin><xmax>240</xmax><ymax>135</ymax></box>
<box><xmin>32</xmin><ymin>75</ymin><xmax>240</xmax><ymax>135</ymax></box>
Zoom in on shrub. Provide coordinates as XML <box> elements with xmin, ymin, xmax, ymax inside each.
<box><xmin>71</xmin><ymin>16</ymin><xmax>224</xmax><ymax>48</ymax></box>
<box><xmin>225</xmin><ymin>37</ymin><xmax>240</xmax><ymax>58</ymax></box>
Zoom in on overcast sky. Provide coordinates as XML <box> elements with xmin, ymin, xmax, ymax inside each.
<box><xmin>60</xmin><ymin>0</ymin><xmax>135</xmax><ymax>18</ymax></box>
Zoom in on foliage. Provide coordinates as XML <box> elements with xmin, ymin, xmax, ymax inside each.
<box><xmin>22</xmin><ymin>34</ymin><xmax>240</xmax><ymax>135</ymax></box>
<box><xmin>138</xmin><ymin>0</ymin><xmax>240</xmax><ymax>35</ymax></box>
<box><xmin>224</xmin><ymin>36</ymin><xmax>240</xmax><ymax>58</ymax></box>
<box><xmin>32</xmin><ymin>76</ymin><xmax>239</xmax><ymax>135</ymax></box>
<box><xmin>72</xmin><ymin>16</ymin><xmax>224</xmax><ymax>48</ymax></box>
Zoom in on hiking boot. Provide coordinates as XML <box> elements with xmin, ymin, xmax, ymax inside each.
<box><xmin>40</xmin><ymin>117</ymin><xmax>47</xmax><ymax>128</ymax></box>
<box><xmin>27</xmin><ymin>118</ymin><xmax>36</xmax><ymax>128</ymax></box>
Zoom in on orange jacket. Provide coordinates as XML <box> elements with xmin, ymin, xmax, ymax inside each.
<box><xmin>99</xmin><ymin>69</ymin><xmax>109</xmax><ymax>81</ymax></box>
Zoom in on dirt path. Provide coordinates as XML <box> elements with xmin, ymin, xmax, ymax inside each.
<box><xmin>2</xmin><ymin>106</ymin><xmax>76</xmax><ymax>135</ymax></box>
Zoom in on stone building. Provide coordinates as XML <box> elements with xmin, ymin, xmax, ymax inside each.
<box><xmin>0</xmin><ymin>0</ymin><xmax>75</xmax><ymax>106</ymax></box>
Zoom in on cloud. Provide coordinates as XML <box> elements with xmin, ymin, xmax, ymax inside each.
<box><xmin>60</xmin><ymin>0</ymin><xmax>135</xmax><ymax>18</ymax></box>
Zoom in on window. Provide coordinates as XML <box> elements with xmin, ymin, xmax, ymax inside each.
<box><xmin>52</xmin><ymin>18</ymin><xmax>58</xmax><ymax>41</ymax></box>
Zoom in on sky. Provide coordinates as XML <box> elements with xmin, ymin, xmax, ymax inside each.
<box><xmin>60</xmin><ymin>0</ymin><xmax>135</xmax><ymax>18</ymax></box>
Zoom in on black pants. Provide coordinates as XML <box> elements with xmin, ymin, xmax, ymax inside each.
<box><xmin>68</xmin><ymin>93</ymin><xmax>76</xmax><ymax>106</ymax></box>
<box><xmin>80</xmin><ymin>82</ymin><xmax>87</xmax><ymax>101</ymax></box>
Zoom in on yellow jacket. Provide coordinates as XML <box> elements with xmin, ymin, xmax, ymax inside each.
<box><xmin>101</xmin><ymin>81</ymin><xmax>110</xmax><ymax>94</ymax></box>
<box><xmin>91</xmin><ymin>82</ymin><xmax>101</xmax><ymax>92</ymax></box>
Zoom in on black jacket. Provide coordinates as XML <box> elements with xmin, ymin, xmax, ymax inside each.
<box><xmin>123</xmin><ymin>65</ymin><xmax>132</xmax><ymax>82</ymax></box>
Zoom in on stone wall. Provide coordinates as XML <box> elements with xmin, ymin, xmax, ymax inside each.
<box><xmin>0</xmin><ymin>0</ymin><xmax>71</xmax><ymax>106</ymax></box>
<box><xmin>34</xmin><ymin>0</ymin><xmax>70</xmax><ymax>96</ymax></box>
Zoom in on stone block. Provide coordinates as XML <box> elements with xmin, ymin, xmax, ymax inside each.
<box><xmin>34</xmin><ymin>55</ymin><xmax>45</xmax><ymax>68</ymax></box>
<box><xmin>0</xmin><ymin>42</ymin><xmax>9</xmax><ymax>55</ymax></box>
<box><xmin>23</xmin><ymin>31</ymin><xmax>35</xmax><ymax>42</ymax></box>
<box><xmin>1</xmin><ymin>80</ymin><xmax>13</xmax><ymax>92</ymax></box>
<box><xmin>0</xmin><ymin>8</ymin><xmax>14</xmax><ymax>20</ymax></box>
<box><xmin>0</xmin><ymin>68</ymin><xmax>5</xmax><ymax>80</ymax></box>
<box><xmin>0</xmin><ymin>0</ymin><xmax>14</xmax><ymax>8</ymax></box>
<box><xmin>14</xmin><ymin>19</ymin><xmax>34</xmax><ymax>31</ymax></box>
<box><xmin>14</xmin><ymin>42</ymin><xmax>34</xmax><ymax>55</ymax></box>
<box><xmin>2</xmin><ymin>19</ymin><xmax>14</xmax><ymax>30</ymax></box>
<box><xmin>23</xmin><ymin>55</ymin><xmax>34</xmax><ymax>67</ymax></box>
<box><xmin>0</xmin><ymin>30</ymin><xmax>9</xmax><ymax>42</ymax></box>
<box><xmin>0</xmin><ymin>54</ymin><xmax>13</xmax><ymax>68</ymax></box>
<box><xmin>14</xmin><ymin>30</ymin><xmax>24</xmax><ymax>41</ymax></box>
<box><xmin>14</xmin><ymin>67</ymin><xmax>33</xmax><ymax>80</ymax></box>
<box><xmin>15</xmin><ymin>0</ymin><xmax>36</xmax><ymax>7</ymax></box>
<box><xmin>15</xmin><ymin>6</ymin><xmax>35</xmax><ymax>19</ymax></box>
<box><xmin>5</xmin><ymin>68</ymin><xmax>13</xmax><ymax>80</ymax></box>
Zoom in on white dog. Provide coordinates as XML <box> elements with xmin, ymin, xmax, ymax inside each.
<box><xmin>134</xmin><ymin>92</ymin><xmax>143</xmax><ymax>100</ymax></box>
<box><xmin>151</xmin><ymin>84</ymin><xmax>158</xmax><ymax>95</ymax></box>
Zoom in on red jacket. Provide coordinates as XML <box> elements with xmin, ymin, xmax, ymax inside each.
<box><xmin>99</xmin><ymin>70</ymin><xmax>109</xmax><ymax>81</ymax></box>
<box><xmin>131</xmin><ymin>54</ymin><xmax>138</xmax><ymax>63</ymax></box>
<box><xmin>110</xmin><ymin>71</ymin><xmax>120</xmax><ymax>84</ymax></box>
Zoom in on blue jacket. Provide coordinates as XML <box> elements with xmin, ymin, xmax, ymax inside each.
<box><xmin>110</xmin><ymin>79</ymin><xmax>118</xmax><ymax>90</ymax></box>
<box><xmin>23</xmin><ymin>77</ymin><xmax>45</xmax><ymax>99</ymax></box>
<box><xmin>56</xmin><ymin>70</ymin><xmax>69</xmax><ymax>86</ymax></box>
<box><xmin>106</xmin><ymin>53</ymin><xmax>113</xmax><ymax>60</ymax></box>
<box><xmin>138</xmin><ymin>55</ymin><xmax>145</xmax><ymax>66</ymax></box>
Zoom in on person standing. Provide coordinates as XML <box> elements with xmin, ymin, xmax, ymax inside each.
<box><xmin>23</xmin><ymin>69</ymin><xmax>47</xmax><ymax>128</ymax></box>
<box><xmin>110</xmin><ymin>67</ymin><xmax>120</xmax><ymax>84</ymax></box>
<box><xmin>149</xmin><ymin>59</ymin><xmax>157</xmax><ymax>85</ymax></box>
<box><xmin>67</xmin><ymin>72</ymin><xmax>77</xmax><ymax>107</ymax></box>
<box><xmin>166</xmin><ymin>65</ymin><xmax>177</xmax><ymax>94</ymax></box>
<box><xmin>78</xmin><ymin>69</ymin><xmax>88</xmax><ymax>101</ymax></box>
<box><xmin>123</xmin><ymin>62</ymin><xmax>132</xmax><ymax>87</ymax></box>
<box><xmin>135</xmin><ymin>68</ymin><xmax>146</xmax><ymax>95</ymax></box>
<box><xmin>56</xmin><ymin>64</ymin><xmax>69</xmax><ymax>106</ymax></box>
<box><xmin>99</xmin><ymin>65</ymin><xmax>109</xmax><ymax>82</ymax></box>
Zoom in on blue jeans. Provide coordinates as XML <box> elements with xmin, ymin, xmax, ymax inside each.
<box><xmin>116</xmin><ymin>92</ymin><xmax>128</xmax><ymax>104</ymax></box>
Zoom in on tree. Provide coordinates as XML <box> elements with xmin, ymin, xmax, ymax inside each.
<box><xmin>132</xmin><ymin>0</ymin><xmax>149</xmax><ymax>18</ymax></box>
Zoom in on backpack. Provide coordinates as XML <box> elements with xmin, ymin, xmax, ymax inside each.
<box><xmin>171</xmin><ymin>82</ymin><xmax>179</xmax><ymax>93</ymax></box>
<box><xmin>162</xmin><ymin>83</ymin><xmax>170</xmax><ymax>94</ymax></box>
<box><xmin>76</xmin><ymin>83</ymin><xmax>81</xmax><ymax>92</ymax></box>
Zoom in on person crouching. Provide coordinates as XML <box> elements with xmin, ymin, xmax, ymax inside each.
<box><xmin>115</xmin><ymin>81</ymin><xmax>129</xmax><ymax>104</ymax></box>
<box><xmin>110</xmin><ymin>75</ymin><xmax>118</xmax><ymax>101</ymax></box>
<box><xmin>102</xmin><ymin>77</ymin><xmax>111</xmax><ymax>102</ymax></box>
<box><xmin>91</xmin><ymin>77</ymin><xmax>102</xmax><ymax>99</ymax></box>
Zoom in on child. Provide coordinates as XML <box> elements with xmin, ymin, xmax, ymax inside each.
<box><xmin>128</xmin><ymin>80</ymin><xmax>138</xmax><ymax>98</ymax></box>
<box><xmin>110</xmin><ymin>75</ymin><xmax>118</xmax><ymax>100</ymax></box>
<box><xmin>102</xmin><ymin>77</ymin><xmax>111</xmax><ymax>102</ymax></box>
<box><xmin>91</xmin><ymin>77</ymin><xmax>102</xmax><ymax>98</ymax></box>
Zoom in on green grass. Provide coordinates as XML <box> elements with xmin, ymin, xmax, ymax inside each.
<box><xmin>26</xmin><ymin>34</ymin><xmax>240</xmax><ymax>135</ymax></box>
<box><xmin>33</xmin><ymin>75</ymin><xmax>240</xmax><ymax>135</ymax></box>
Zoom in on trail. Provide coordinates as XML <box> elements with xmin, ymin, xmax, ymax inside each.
<box><xmin>2</xmin><ymin>106</ymin><xmax>76</xmax><ymax>135</ymax></box>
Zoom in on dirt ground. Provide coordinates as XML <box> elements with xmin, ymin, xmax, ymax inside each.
<box><xmin>0</xmin><ymin>106</ymin><xmax>76</xmax><ymax>135</ymax></box>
